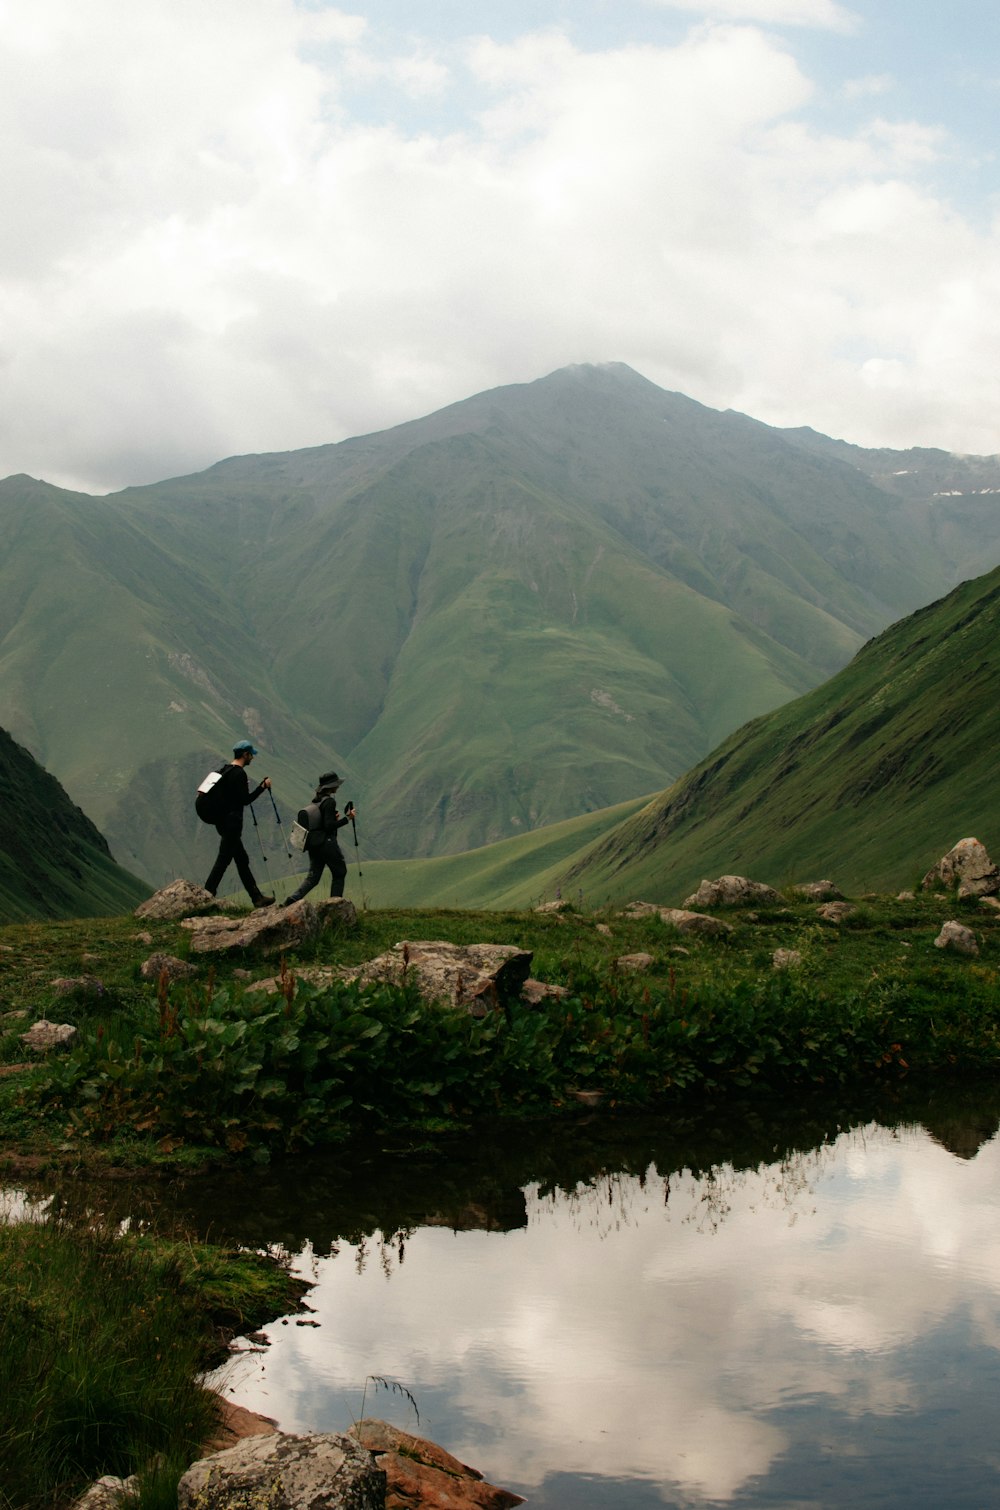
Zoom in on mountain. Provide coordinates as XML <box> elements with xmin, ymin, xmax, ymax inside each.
<box><xmin>0</xmin><ymin>725</ymin><xmax>148</xmax><ymax>922</ymax></box>
<box><xmin>556</xmin><ymin>563</ymin><xmax>1000</xmax><ymax>903</ymax></box>
<box><xmin>3</xmin><ymin>361</ymin><xmax>1000</xmax><ymax>885</ymax></box>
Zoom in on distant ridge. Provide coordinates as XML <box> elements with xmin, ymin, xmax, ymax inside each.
<box><xmin>0</xmin><ymin>726</ymin><xmax>149</xmax><ymax>922</ymax></box>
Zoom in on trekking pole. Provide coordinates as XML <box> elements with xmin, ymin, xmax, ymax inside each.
<box><xmin>349</xmin><ymin>810</ymin><xmax>368</xmax><ymax>911</ymax></box>
<box><xmin>266</xmin><ymin>786</ymin><xmax>293</xmax><ymax>860</ymax></box>
<box><xmin>248</xmin><ymin>802</ymin><xmax>270</xmax><ymax>876</ymax></box>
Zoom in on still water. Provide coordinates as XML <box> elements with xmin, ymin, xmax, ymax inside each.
<box><xmin>19</xmin><ymin>1090</ymin><xmax>1000</xmax><ymax>1507</ymax></box>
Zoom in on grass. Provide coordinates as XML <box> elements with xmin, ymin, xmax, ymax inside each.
<box><xmin>3</xmin><ymin>886</ymin><xmax>1000</xmax><ymax>1168</ymax></box>
<box><xmin>0</xmin><ymin>1216</ymin><xmax>304</xmax><ymax>1510</ymax></box>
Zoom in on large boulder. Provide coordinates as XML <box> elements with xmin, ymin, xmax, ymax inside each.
<box><xmin>135</xmin><ymin>879</ymin><xmax>221</xmax><ymax>921</ymax></box>
<box><xmin>350</xmin><ymin>1420</ymin><xmax>524</xmax><ymax>1510</ymax></box>
<box><xmin>345</xmin><ymin>941</ymin><xmax>533</xmax><ymax>1015</ymax></box>
<box><xmin>921</xmin><ymin>838</ymin><xmax>1000</xmax><ymax>899</ymax></box>
<box><xmin>683</xmin><ymin>876</ymin><xmax>783</xmax><ymax>908</ymax></box>
<box><xmin>181</xmin><ymin>901</ymin><xmax>322</xmax><ymax>957</ymax></box>
<box><xmin>177</xmin><ymin>1431</ymin><xmax>384</xmax><ymax>1510</ymax></box>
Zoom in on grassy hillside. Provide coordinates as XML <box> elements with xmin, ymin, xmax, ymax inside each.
<box><xmin>554</xmin><ymin>565</ymin><xmax>1000</xmax><ymax>903</ymax></box>
<box><xmin>0</xmin><ymin>725</ymin><xmax>148</xmax><ymax>922</ymax></box>
<box><xmin>3</xmin><ymin>363</ymin><xmax>1000</xmax><ymax>883</ymax></box>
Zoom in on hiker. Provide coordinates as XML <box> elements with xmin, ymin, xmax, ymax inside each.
<box><xmin>203</xmin><ymin>740</ymin><xmax>276</xmax><ymax>907</ymax></box>
<box><xmin>284</xmin><ymin>771</ymin><xmax>356</xmax><ymax>905</ymax></box>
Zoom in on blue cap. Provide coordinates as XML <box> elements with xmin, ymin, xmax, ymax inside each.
<box><xmin>233</xmin><ymin>739</ymin><xmax>259</xmax><ymax>756</ymax></box>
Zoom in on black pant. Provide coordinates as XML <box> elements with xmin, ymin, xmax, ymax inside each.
<box><xmin>286</xmin><ymin>839</ymin><xmax>347</xmax><ymax>903</ymax></box>
<box><xmin>205</xmin><ymin>818</ymin><xmax>261</xmax><ymax>898</ymax></box>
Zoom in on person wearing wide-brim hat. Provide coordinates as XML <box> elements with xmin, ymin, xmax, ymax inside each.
<box><xmin>204</xmin><ymin>740</ymin><xmax>275</xmax><ymax>907</ymax></box>
<box><xmin>284</xmin><ymin>771</ymin><xmax>356</xmax><ymax>905</ymax></box>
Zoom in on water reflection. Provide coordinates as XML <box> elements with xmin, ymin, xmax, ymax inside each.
<box><xmin>12</xmin><ymin>1086</ymin><xmax>1000</xmax><ymax>1508</ymax></box>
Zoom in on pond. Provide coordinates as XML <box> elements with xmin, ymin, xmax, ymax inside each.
<box><xmin>14</xmin><ymin>1085</ymin><xmax>1000</xmax><ymax>1507</ymax></box>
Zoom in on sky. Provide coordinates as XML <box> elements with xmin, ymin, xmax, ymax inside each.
<box><xmin>3</xmin><ymin>0</ymin><xmax>1000</xmax><ymax>494</ymax></box>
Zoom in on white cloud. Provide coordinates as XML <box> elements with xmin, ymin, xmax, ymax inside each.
<box><xmin>1</xmin><ymin>1</ymin><xmax>998</xmax><ymax>492</ymax></box>
<box><xmin>643</xmin><ymin>0</ymin><xmax>859</xmax><ymax>33</ymax></box>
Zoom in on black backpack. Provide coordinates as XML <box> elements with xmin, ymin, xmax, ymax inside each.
<box><xmin>195</xmin><ymin>764</ymin><xmax>230</xmax><ymax>824</ymax></box>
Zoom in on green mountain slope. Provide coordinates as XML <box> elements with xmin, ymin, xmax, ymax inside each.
<box><xmin>3</xmin><ymin>362</ymin><xmax>1000</xmax><ymax>884</ymax></box>
<box><xmin>555</xmin><ymin>565</ymin><xmax>1000</xmax><ymax>903</ymax></box>
<box><xmin>0</xmin><ymin>725</ymin><xmax>148</xmax><ymax>922</ymax></box>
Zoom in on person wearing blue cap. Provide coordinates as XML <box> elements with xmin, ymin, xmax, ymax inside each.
<box><xmin>203</xmin><ymin>740</ymin><xmax>275</xmax><ymax>907</ymax></box>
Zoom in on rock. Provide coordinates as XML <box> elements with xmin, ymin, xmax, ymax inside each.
<box><xmin>133</xmin><ymin>930</ymin><xmax>154</xmax><ymax>945</ymax></box>
<box><xmin>683</xmin><ymin>876</ymin><xmax>783</xmax><ymax>908</ymax></box>
<box><xmin>135</xmin><ymin>879</ymin><xmax>222</xmax><ymax>921</ymax></box>
<box><xmin>772</xmin><ymin>949</ymin><xmax>803</xmax><ymax>970</ymax></box>
<box><xmin>535</xmin><ymin>899</ymin><xmax>573</xmax><ymax>913</ymax></box>
<box><xmin>921</xmin><ymin>838</ymin><xmax>1000</xmax><ymax>899</ymax></box>
<box><xmin>315</xmin><ymin>897</ymin><xmax>358</xmax><ymax>930</ymax></box>
<box><xmin>181</xmin><ymin>901</ymin><xmax>322</xmax><ymax>957</ymax></box>
<box><xmin>897</xmin><ymin>891</ymin><xmax>915</xmax><ymax>901</ymax></box>
<box><xmin>615</xmin><ymin>952</ymin><xmax>654</xmax><ymax>972</ymax></box>
<box><xmin>50</xmin><ymin>975</ymin><xmax>105</xmax><ymax>998</ymax></box>
<box><xmin>621</xmin><ymin>901</ymin><xmax>660</xmax><ymax>917</ymax></box>
<box><xmin>178</xmin><ymin>1431</ymin><xmax>384</xmax><ymax>1510</ymax></box>
<box><xmin>980</xmin><ymin>896</ymin><xmax>1000</xmax><ymax>911</ymax></box>
<box><xmin>0</xmin><ymin>1009</ymin><xmax>28</xmax><ymax>1024</ymax></box>
<box><xmin>350</xmin><ymin>1420</ymin><xmax>524</xmax><ymax>1510</ymax></box>
<box><xmin>21</xmin><ymin>1020</ymin><xmax>78</xmax><ymax>1052</ymax></box>
<box><xmin>934</xmin><ymin>920</ymin><xmax>980</xmax><ymax>956</ymax></box>
<box><xmin>71</xmin><ymin>1476</ymin><xmax>138</xmax><ymax>1510</ymax></box>
<box><xmin>816</xmin><ymin>902</ymin><xmax>856</xmax><ymax>924</ymax></box>
<box><xmin>595</xmin><ymin>923</ymin><xmax>612</xmax><ymax>936</ymax></box>
<box><xmin>789</xmin><ymin>881</ymin><xmax>843</xmax><ymax>902</ymax></box>
<box><xmin>657</xmin><ymin>908</ymin><xmax>733</xmax><ymax>937</ymax></box>
<box><xmin>345</xmin><ymin>941</ymin><xmax>533</xmax><ymax>1016</ymax></box>
<box><xmin>521</xmin><ymin>978</ymin><xmax>570</xmax><ymax>1005</ymax></box>
<box><xmin>139</xmin><ymin>952</ymin><xmax>199</xmax><ymax>982</ymax></box>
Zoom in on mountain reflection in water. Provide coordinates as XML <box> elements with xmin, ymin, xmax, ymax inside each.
<box><xmin>19</xmin><ymin>1085</ymin><xmax>1000</xmax><ymax>1508</ymax></box>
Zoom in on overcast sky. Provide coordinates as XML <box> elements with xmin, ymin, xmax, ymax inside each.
<box><xmin>3</xmin><ymin>0</ymin><xmax>1000</xmax><ymax>493</ymax></box>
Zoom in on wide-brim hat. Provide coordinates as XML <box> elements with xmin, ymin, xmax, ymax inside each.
<box><xmin>317</xmin><ymin>770</ymin><xmax>341</xmax><ymax>790</ymax></box>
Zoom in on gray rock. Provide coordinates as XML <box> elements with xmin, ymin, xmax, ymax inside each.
<box><xmin>71</xmin><ymin>1476</ymin><xmax>138</xmax><ymax>1510</ymax></box>
<box><xmin>135</xmin><ymin>879</ymin><xmax>221</xmax><ymax>921</ymax></box>
<box><xmin>50</xmin><ymin>975</ymin><xmax>105</xmax><ymax>997</ymax></box>
<box><xmin>789</xmin><ymin>881</ymin><xmax>844</xmax><ymax>902</ymax></box>
<box><xmin>535</xmin><ymin>899</ymin><xmax>573</xmax><ymax>913</ymax></box>
<box><xmin>139</xmin><ymin>953</ymin><xmax>199</xmax><ymax>982</ymax></box>
<box><xmin>22</xmin><ymin>1020</ymin><xmax>78</xmax><ymax>1052</ymax></box>
<box><xmin>345</xmin><ymin>941</ymin><xmax>533</xmax><ymax>1016</ymax></box>
<box><xmin>178</xmin><ymin>1431</ymin><xmax>384</xmax><ymax>1510</ymax></box>
<box><xmin>816</xmin><ymin>902</ymin><xmax>857</xmax><ymax>924</ymax></box>
<box><xmin>615</xmin><ymin>952</ymin><xmax>655</xmax><ymax>972</ymax></box>
<box><xmin>921</xmin><ymin>838</ymin><xmax>1000</xmax><ymax>899</ymax></box>
<box><xmin>772</xmin><ymin>948</ymin><xmax>803</xmax><ymax>970</ymax></box>
<box><xmin>683</xmin><ymin>876</ymin><xmax>783</xmax><ymax>908</ymax></box>
<box><xmin>658</xmin><ymin>908</ymin><xmax>733</xmax><ymax>937</ymax></box>
<box><xmin>934</xmin><ymin>920</ymin><xmax>980</xmax><ymax>956</ymax></box>
<box><xmin>181</xmin><ymin>901</ymin><xmax>321</xmax><ymax>957</ymax></box>
<box><xmin>315</xmin><ymin>897</ymin><xmax>358</xmax><ymax>930</ymax></box>
<box><xmin>521</xmin><ymin>978</ymin><xmax>570</xmax><ymax>1005</ymax></box>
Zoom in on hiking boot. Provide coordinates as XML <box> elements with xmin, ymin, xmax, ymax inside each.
<box><xmin>253</xmin><ymin>894</ymin><xmax>276</xmax><ymax>909</ymax></box>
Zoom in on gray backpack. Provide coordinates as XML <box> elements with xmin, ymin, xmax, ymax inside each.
<box><xmin>289</xmin><ymin>801</ymin><xmax>323</xmax><ymax>852</ymax></box>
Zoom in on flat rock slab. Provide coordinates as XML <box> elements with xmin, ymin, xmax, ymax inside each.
<box><xmin>21</xmin><ymin>1019</ymin><xmax>78</xmax><ymax>1052</ymax></box>
<box><xmin>658</xmin><ymin>908</ymin><xmax>733</xmax><ymax>937</ymax></box>
<box><xmin>181</xmin><ymin>902</ymin><xmax>321</xmax><ymax>957</ymax></box>
<box><xmin>345</xmin><ymin>941</ymin><xmax>533</xmax><ymax>1014</ymax></box>
<box><xmin>351</xmin><ymin>1420</ymin><xmax>524</xmax><ymax>1510</ymax></box>
<box><xmin>178</xmin><ymin>1431</ymin><xmax>384</xmax><ymax>1510</ymax></box>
